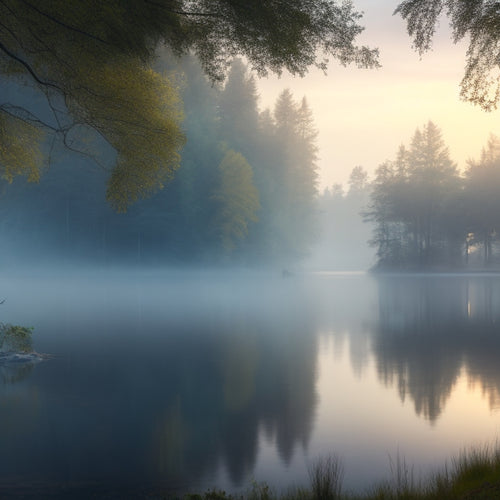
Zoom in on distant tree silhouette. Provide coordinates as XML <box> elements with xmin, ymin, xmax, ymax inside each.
<box><xmin>367</xmin><ymin>122</ymin><xmax>461</xmax><ymax>269</ymax></box>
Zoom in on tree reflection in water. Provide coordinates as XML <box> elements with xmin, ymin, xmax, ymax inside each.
<box><xmin>374</xmin><ymin>275</ymin><xmax>500</xmax><ymax>422</ymax></box>
<box><xmin>2</xmin><ymin>272</ymin><xmax>500</xmax><ymax>496</ymax></box>
<box><xmin>151</xmin><ymin>295</ymin><xmax>319</xmax><ymax>487</ymax></box>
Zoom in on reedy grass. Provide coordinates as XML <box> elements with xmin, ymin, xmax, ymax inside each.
<box><xmin>425</xmin><ymin>441</ymin><xmax>500</xmax><ymax>499</ymax></box>
<box><xmin>182</xmin><ymin>441</ymin><xmax>500</xmax><ymax>500</ymax></box>
<box><xmin>308</xmin><ymin>455</ymin><xmax>344</xmax><ymax>500</ymax></box>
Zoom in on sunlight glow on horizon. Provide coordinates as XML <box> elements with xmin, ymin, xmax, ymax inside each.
<box><xmin>255</xmin><ymin>1</ymin><xmax>500</xmax><ymax>191</ymax></box>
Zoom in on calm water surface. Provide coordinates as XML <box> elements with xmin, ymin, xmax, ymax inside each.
<box><xmin>1</xmin><ymin>270</ymin><xmax>499</xmax><ymax>498</ymax></box>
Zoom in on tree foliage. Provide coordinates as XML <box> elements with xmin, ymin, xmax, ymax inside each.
<box><xmin>211</xmin><ymin>150</ymin><xmax>260</xmax><ymax>253</ymax></box>
<box><xmin>367</xmin><ymin>124</ymin><xmax>500</xmax><ymax>270</ymax></box>
<box><xmin>367</xmin><ymin>121</ymin><xmax>461</xmax><ymax>268</ymax></box>
<box><xmin>0</xmin><ymin>56</ymin><xmax>319</xmax><ymax>266</ymax></box>
<box><xmin>395</xmin><ymin>0</ymin><xmax>500</xmax><ymax>110</ymax></box>
<box><xmin>0</xmin><ymin>112</ymin><xmax>43</xmax><ymax>183</ymax></box>
<box><xmin>464</xmin><ymin>135</ymin><xmax>500</xmax><ymax>264</ymax></box>
<box><xmin>256</xmin><ymin>89</ymin><xmax>319</xmax><ymax>262</ymax></box>
<box><xmin>1</xmin><ymin>0</ymin><xmax>187</xmax><ymax>210</ymax></box>
<box><xmin>0</xmin><ymin>323</ymin><xmax>34</xmax><ymax>353</ymax></box>
<box><xmin>0</xmin><ymin>0</ymin><xmax>377</xmax><ymax>209</ymax></box>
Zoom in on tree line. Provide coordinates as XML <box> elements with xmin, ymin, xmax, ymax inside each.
<box><xmin>3</xmin><ymin>1</ymin><xmax>500</xmax><ymax>213</ymax></box>
<box><xmin>0</xmin><ymin>0</ymin><xmax>377</xmax><ymax>210</ymax></box>
<box><xmin>2</xmin><ymin>1</ymin><xmax>500</xmax><ymax>268</ymax></box>
<box><xmin>366</xmin><ymin>121</ymin><xmax>500</xmax><ymax>270</ymax></box>
<box><xmin>0</xmin><ymin>56</ymin><xmax>318</xmax><ymax>267</ymax></box>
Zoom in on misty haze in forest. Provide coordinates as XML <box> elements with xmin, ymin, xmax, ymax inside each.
<box><xmin>0</xmin><ymin>55</ymin><xmax>323</xmax><ymax>271</ymax></box>
<box><xmin>3</xmin><ymin>53</ymin><xmax>500</xmax><ymax>272</ymax></box>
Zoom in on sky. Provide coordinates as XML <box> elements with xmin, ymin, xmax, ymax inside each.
<box><xmin>255</xmin><ymin>0</ymin><xmax>500</xmax><ymax>192</ymax></box>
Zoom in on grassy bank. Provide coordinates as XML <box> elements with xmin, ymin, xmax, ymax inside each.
<box><xmin>183</xmin><ymin>443</ymin><xmax>500</xmax><ymax>500</ymax></box>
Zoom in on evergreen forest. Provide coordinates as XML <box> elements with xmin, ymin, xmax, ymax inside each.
<box><xmin>366</xmin><ymin>122</ymin><xmax>500</xmax><ymax>270</ymax></box>
<box><xmin>3</xmin><ymin>54</ymin><xmax>500</xmax><ymax>272</ymax></box>
<box><xmin>0</xmin><ymin>56</ymin><xmax>318</xmax><ymax>268</ymax></box>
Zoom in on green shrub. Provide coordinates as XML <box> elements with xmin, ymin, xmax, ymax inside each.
<box><xmin>0</xmin><ymin>323</ymin><xmax>34</xmax><ymax>353</ymax></box>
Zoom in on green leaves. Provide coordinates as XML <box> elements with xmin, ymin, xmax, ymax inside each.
<box><xmin>0</xmin><ymin>0</ymin><xmax>377</xmax><ymax>209</ymax></box>
<box><xmin>0</xmin><ymin>323</ymin><xmax>34</xmax><ymax>353</ymax></box>
<box><xmin>0</xmin><ymin>1</ymin><xmax>187</xmax><ymax>210</ymax></box>
<box><xmin>211</xmin><ymin>150</ymin><xmax>260</xmax><ymax>252</ymax></box>
<box><xmin>0</xmin><ymin>113</ymin><xmax>44</xmax><ymax>183</ymax></box>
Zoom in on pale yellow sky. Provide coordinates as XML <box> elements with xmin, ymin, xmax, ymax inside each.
<box><xmin>256</xmin><ymin>1</ymin><xmax>500</xmax><ymax>191</ymax></box>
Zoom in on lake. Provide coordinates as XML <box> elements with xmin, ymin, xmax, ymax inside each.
<box><xmin>1</xmin><ymin>269</ymin><xmax>499</xmax><ymax>498</ymax></box>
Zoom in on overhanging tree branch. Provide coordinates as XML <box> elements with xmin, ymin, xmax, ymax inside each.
<box><xmin>19</xmin><ymin>0</ymin><xmax>111</xmax><ymax>46</ymax></box>
<box><xmin>0</xmin><ymin>40</ymin><xmax>62</xmax><ymax>92</ymax></box>
<box><xmin>0</xmin><ymin>0</ymin><xmax>377</xmax><ymax>209</ymax></box>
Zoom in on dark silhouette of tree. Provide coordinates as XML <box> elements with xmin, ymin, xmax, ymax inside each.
<box><xmin>365</xmin><ymin>160</ymin><xmax>409</xmax><ymax>268</ymax></box>
<box><xmin>405</xmin><ymin>121</ymin><xmax>460</xmax><ymax>264</ymax></box>
<box><xmin>464</xmin><ymin>135</ymin><xmax>500</xmax><ymax>265</ymax></box>
<box><xmin>396</xmin><ymin>0</ymin><xmax>500</xmax><ymax>110</ymax></box>
<box><xmin>367</xmin><ymin>121</ymin><xmax>461</xmax><ymax>269</ymax></box>
<box><xmin>367</xmin><ymin>129</ymin><xmax>500</xmax><ymax>270</ymax></box>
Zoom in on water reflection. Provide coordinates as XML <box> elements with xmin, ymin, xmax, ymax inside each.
<box><xmin>148</xmin><ymin>299</ymin><xmax>318</xmax><ymax>487</ymax></box>
<box><xmin>0</xmin><ymin>273</ymin><xmax>319</xmax><ymax>495</ymax></box>
<box><xmin>374</xmin><ymin>275</ymin><xmax>500</xmax><ymax>422</ymax></box>
<box><xmin>0</xmin><ymin>359</ymin><xmax>37</xmax><ymax>385</ymax></box>
<box><xmin>1</xmin><ymin>271</ymin><xmax>500</xmax><ymax>496</ymax></box>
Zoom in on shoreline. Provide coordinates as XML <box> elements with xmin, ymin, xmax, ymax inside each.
<box><xmin>179</xmin><ymin>443</ymin><xmax>500</xmax><ymax>500</ymax></box>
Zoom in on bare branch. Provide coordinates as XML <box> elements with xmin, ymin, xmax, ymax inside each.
<box><xmin>0</xmin><ymin>103</ymin><xmax>60</xmax><ymax>132</ymax></box>
<box><xmin>19</xmin><ymin>0</ymin><xmax>111</xmax><ymax>47</ymax></box>
<box><xmin>0</xmin><ymin>40</ymin><xmax>63</xmax><ymax>91</ymax></box>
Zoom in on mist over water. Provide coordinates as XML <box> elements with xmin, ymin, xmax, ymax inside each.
<box><xmin>4</xmin><ymin>4</ymin><xmax>500</xmax><ymax>499</ymax></box>
<box><xmin>1</xmin><ymin>268</ymin><xmax>499</xmax><ymax>498</ymax></box>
